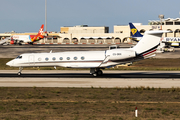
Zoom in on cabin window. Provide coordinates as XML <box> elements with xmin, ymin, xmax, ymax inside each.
<box><xmin>38</xmin><ymin>58</ymin><xmax>42</xmax><ymax>61</ymax></box>
<box><xmin>117</xmin><ymin>53</ymin><xmax>121</xmax><ymax>55</ymax></box>
<box><xmin>74</xmin><ymin>57</ymin><xmax>77</xmax><ymax>60</ymax></box>
<box><xmin>67</xmin><ymin>57</ymin><xmax>70</xmax><ymax>60</ymax></box>
<box><xmin>81</xmin><ymin>56</ymin><xmax>85</xmax><ymax>60</ymax></box>
<box><xmin>59</xmin><ymin>57</ymin><xmax>63</xmax><ymax>60</ymax></box>
<box><xmin>45</xmin><ymin>57</ymin><xmax>49</xmax><ymax>61</ymax></box>
<box><xmin>52</xmin><ymin>57</ymin><xmax>56</xmax><ymax>61</ymax></box>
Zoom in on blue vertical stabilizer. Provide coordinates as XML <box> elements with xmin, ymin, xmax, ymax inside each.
<box><xmin>129</xmin><ymin>23</ymin><xmax>143</xmax><ymax>37</ymax></box>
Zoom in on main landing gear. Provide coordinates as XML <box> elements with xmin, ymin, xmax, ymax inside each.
<box><xmin>90</xmin><ymin>68</ymin><xmax>103</xmax><ymax>77</ymax></box>
<box><xmin>18</xmin><ymin>67</ymin><xmax>23</xmax><ymax>76</ymax></box>
<box><xmin>14</xmin><ymin>40</ymin><xmax>22</xmax><ymax>45</ymax></box>
<box><xmin>28</xmin><ymin>42</ymin><xmax>34</xmax><ymax>45</ymax></box>
<box><xmin>18</xmin><ymin>41</ymin><xmax>22</xmax><ymax>45</ymax></box>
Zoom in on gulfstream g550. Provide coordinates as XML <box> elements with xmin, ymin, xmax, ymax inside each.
<box><xmin>6</xmin><ymin>30</ymin><xmax>169</xmax><ymax>76</ymax></box>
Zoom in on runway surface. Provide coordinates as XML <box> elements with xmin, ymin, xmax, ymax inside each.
<box><xmin>0</xmin><ymin>70</ymin><xmax>180</xmax><ymax>88</ymax></box>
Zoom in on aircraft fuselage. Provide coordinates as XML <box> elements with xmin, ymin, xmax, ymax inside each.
<box><xmin>6</xmin><ymin>49</ymin><xmax>136</xmax><ymax>68</ymax></box>
<box><xmin>12</xmin><ymin>35</ymin><xmax>42</xmax><ymax>43</ymax></box>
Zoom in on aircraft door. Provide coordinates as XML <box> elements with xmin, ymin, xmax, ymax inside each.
<box><xmin>29</xmin><ymin>55</ymin><xmax>35</xmax><ymax>66</ymax></box>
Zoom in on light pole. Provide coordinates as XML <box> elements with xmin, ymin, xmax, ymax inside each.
<box><xmin>158</xmin><ymin>14</ymin><xmax>164</xmax><ymax>30</ymax></box>
<box><xmin>44</xmin><ymin>0</ymin><xmax>48</xmax><ymax>43</ymax></box>
<box><xmin>45</xmin><ymin>0</ymin><xmax>47</xmax><ymax>33</ymax></box>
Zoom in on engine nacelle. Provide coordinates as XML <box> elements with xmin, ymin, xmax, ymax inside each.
<box><xmin>10</xmin><ymin>40</ymin><xmax>14</xmax><ymax>44</ymax></box>
<box><xmin>171</xmin><ymin>43</ymin><xmax>179</xmax><ymax>47</ymax></box>
<box><xmin>107</xmin><ymin>49</ymin><xmax>136</xmax><ymax>60</ymax></box>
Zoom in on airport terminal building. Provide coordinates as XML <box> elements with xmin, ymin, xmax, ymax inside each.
<box><xmin>1</xmin><ymin>18</ymin><xmax>180</xmax><ymax>44</ymax></box>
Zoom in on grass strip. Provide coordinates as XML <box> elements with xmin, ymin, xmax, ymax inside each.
<box><xmin>0</xmin><ymin>87</ymin><xmax>180</xmax><ymax>119</ymax></box>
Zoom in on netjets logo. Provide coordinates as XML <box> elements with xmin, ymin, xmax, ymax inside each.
<box><xmin>131</xmin><ymin>28</ymin><xmax>137</xmax><ymax>35</ymax></box>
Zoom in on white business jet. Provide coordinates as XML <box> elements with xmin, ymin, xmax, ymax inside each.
<box><xmin>6</xmin><ymin>30</ymin><xmax>169</xmax><ymax>76</ymax></box>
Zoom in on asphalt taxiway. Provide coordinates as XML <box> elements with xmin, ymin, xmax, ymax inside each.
<box><xmin>0</xmin><ymin>70</ymin><xmax>180</xmax><ymax>88</ymax></box>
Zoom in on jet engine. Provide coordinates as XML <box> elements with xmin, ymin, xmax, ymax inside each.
<box><xmin>107</xmin><ymin>49</ymin><xmax>136</xmax><ymax>60</ymax></box>
<box><xmin>10</xmin><ymin>40</ymin><xmax>14</xmax><ymax>44</ymax></box>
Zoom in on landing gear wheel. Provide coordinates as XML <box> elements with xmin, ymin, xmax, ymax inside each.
<box><xmin>93</xmin><ymin>73</ymin><xmax>97</xmax><ymax>77</ymax></box>
<box><xmin>18</xmin><ymin>72</ymin><xmax>21</xmax><ymax>76</ymax></box>
<box><xmin>90</xmin><ymin>68</ymin><xmax>103</xmax><ymax>77</ymax></box>
<box><xmin>18</xmin><ymin>67</ymin><xmax>23</xmax><ymax>76</ymax></box>
<box><xmin>97</xmin><ymin>70</ymin><xmax>103</xmax><ymax>76</ymax></box>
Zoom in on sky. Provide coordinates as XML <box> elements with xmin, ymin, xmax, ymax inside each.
<box><xmin>0</xmin><ymin>0</ymin><xmax>180</xmax><ymax>33</ymax></box>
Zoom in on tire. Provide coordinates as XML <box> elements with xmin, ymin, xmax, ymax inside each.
<box><xmin>93</xmin><ymin>73</ymin><xmax>97</xmax><ymax>77</ymax></box>
<box><xmin>97</xmin><ymin>70</ymin><xmax>103</xmax><ymax>76</ymax></box>
<box><xmin>18</xmin><ymin>72</ymin><xmax>21</xmax><ymax>76</ymax></box>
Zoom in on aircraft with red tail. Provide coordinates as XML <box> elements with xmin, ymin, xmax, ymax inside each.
<box><xmin>10</xmin><ymin>24</ymin><xmax>44</xmax><ymax>45</ymax></box>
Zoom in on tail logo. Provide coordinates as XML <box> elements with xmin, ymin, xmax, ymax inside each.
<box><xmin>39</xmin><ymin>28</ymin><xmax>43</xmax><ymax>35</ymax></box>
<box><xmin>131</xmin><ymin>28</ymin><xmax>137</xmax><ymax>35</ymax></box>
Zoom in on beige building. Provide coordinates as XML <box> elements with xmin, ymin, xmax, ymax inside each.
<box><xmin>59</xmin><ymin>25</ymin><xmax>122</xmax><ymax>44</ymax></box>
<box><xmin>1</xmin><ymin>18</ymin><xmax>180</xmax><ymax>44</ymax></box>
<box><xmin>59</xmin><ymin>18</ymin><xmax>180</xmax><ymax>44</ymax></box>
<box><xmin>113</xmin><ymin>18</ymin><xmax>180</xmax><ymax>44</ymax></box>
<box><xmin>61</xmin><ymin>25</ymin><xmax>109</xmax><ymax>34</ymax></box>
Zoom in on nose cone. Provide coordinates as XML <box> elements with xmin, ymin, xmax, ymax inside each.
<box><xmin>6</xmin><ymin>60</ymin><xmax>14</xmax><ymax>66</ymax></box>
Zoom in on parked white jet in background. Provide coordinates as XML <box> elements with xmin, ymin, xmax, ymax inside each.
<box><xmin>10</xmin><ymin>24</ymin><xmax>44</xmax><ymax>45</ymax></box>
<box><xmin>161</xmin><ymin>37</ymin><xmax>180</xmax><ymax>47</ymax></box>
<box><xmin>6</xmin><ymin>30</ymin><xmax>169</xmax><ymax>76</ymax></box>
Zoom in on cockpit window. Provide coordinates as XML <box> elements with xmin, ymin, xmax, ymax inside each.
<box><xmin>16</xmin><ymin>56</ymin><xmax>22</xmax><ymax>59</ymax></box>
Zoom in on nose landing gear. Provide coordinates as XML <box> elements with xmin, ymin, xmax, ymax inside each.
<box><xmin>18</xmin><ymin>67</ymin><xmax>23</xmax><ymax>76</ymax></box>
